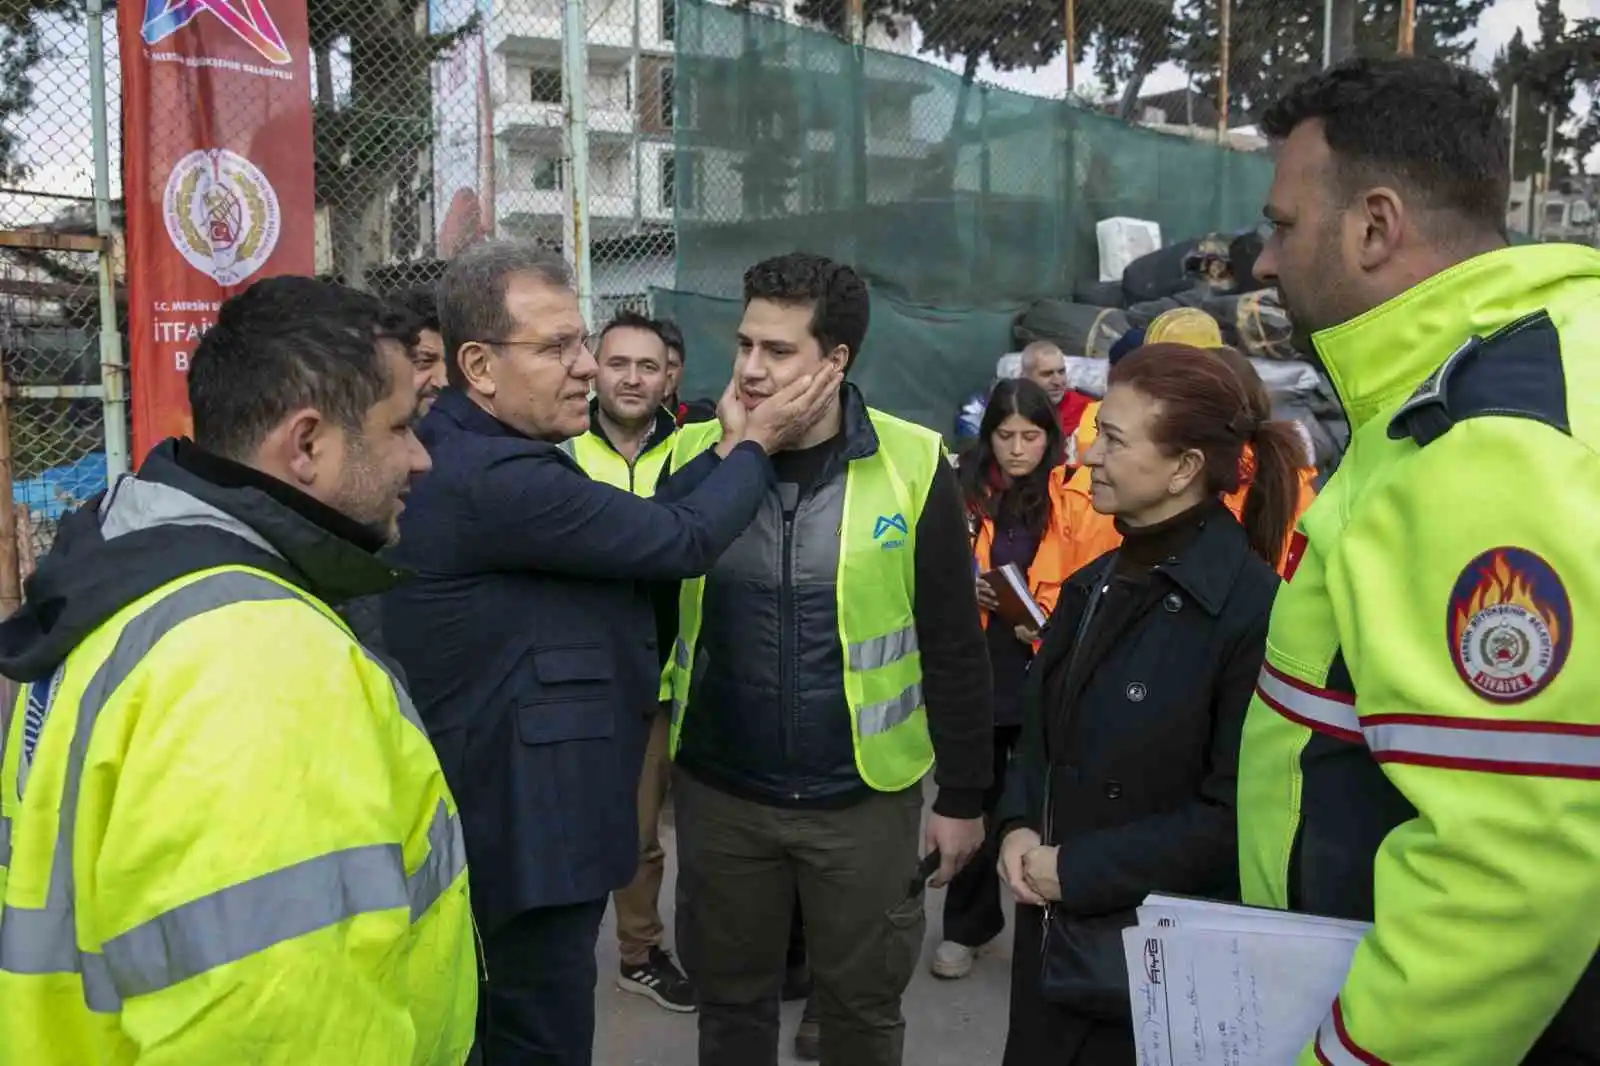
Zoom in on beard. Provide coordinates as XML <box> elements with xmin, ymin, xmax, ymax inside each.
<box><xmin>328</xmin><ymin>439</ymin><xmax>406</xmax><ymax>547</ymax></box>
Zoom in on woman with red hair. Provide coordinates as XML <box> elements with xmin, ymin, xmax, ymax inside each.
<box><xmin>995</xmin><ymin>343</ymin><xmax>1298</xmax><ymax>1065</ymax></box>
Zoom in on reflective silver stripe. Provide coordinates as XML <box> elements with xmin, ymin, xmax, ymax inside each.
<box><xmin>670</xmin><ymin>697</ymin><xmax>684</xmax><ymax>725</ymax></box>
<box><xmin>1364</xmin><ymin>715</ymin><xmax>1600</xmax><ymax>777</ymax></box>
<box><xmin>0</xmin><ymin>813</ymin><xmax>10</xmax><ymax>867</ymax></box>
<box><xmin>858</xmin><ymin>682</ymin><xmax>922</xmax><ymax>737</ymax></box>
<box><xmin>673</xmin><ymin>638</ymin><xmax>690</xmax><ymax>671</ymax></box>
<box><xmin>100</xmin><ymin>843</ymin><xmax>409</xmax><ymax>1002</ymax></box>
<box><xmin>408</xmin><ymin>800</ymin><xmax>467</xmax><ymax>920</ymax></box>
<box><xmin>0</xmin><ymin>568</ymin><xmax>457</xmax><ymax>1014</ymax></box>
<box><xmin>1313</xmin><ymin>1000</ymin><xmax>1380</xmax><ymax>1066</ymax></box>
<box><xmin>1255</xmin><ymin>663</ymin><xmax>1361</xmax><ymax>741</ymax></box>
<box><xmin>0</xmin><ymin>572</ymin><xmax>299</xmax><ymax>994</ymax></box>
<box><xmin>847</xmin><ymin>626</ymin><xmax>918</xmax><ymax>672</ymax></box>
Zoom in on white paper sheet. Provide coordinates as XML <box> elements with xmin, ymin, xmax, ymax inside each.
<box><xmin>1123</xmin><ymin>898</ymin><xmax>1371</xmax><ymax>1066</ymax></box>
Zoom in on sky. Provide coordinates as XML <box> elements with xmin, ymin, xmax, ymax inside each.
<box><xmin>0</xmin><ymin>0</ymin><xmax>1593</xmax><ymax>223</ymax></box>
<box><xmin>946</xmin><ymin>0</ymin><xmax>1595</xmax><ymax>102</ymax></box>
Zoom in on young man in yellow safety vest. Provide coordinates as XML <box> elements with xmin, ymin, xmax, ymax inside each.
<box><xmin>659</xmin><ymin>252</ymin><xmax>993</xmax><ymax>1066</ymax></box>
<box><xmin>1237</xmin><ymin>57</ymin><xmax>1600</xmax><ymax>1065</ymax></box>
<box><xmin>0</xmin><ymin>278</ymin><xmax>476</xmax><ymax>1066</ymax></box>
<box><xmin>564</xmin><ymin>309</ymin><xmax>697</xmax><ymax>1014</ymax></box>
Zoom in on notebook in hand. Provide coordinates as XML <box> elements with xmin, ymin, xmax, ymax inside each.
<box><xmin>981</xmin><ymin>563</ymin><xmax>1048</xmax><ymax>630</ymax></box>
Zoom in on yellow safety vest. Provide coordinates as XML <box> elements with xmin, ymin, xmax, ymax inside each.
<box><xmin>0</xmin><ymin>565</ymin><xmax>477</xmax><ymax>1066</ymax></box>
<box><xmin>569</xmin><ymin>428</ymin><xmax>674</xmax><ymax>496</ymax></box>
<box><xmin>663</xmin><ymin>410</ymin><xmax>944</xmax><ymax>792</ymax></box>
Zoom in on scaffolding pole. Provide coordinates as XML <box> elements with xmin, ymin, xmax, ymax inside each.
<box><xmin>562</xmin><ymin>0</ymin><xmax>593</xmax><ymax>327</ymax></box>
<box><xmin>87</xmin><ymin>0</ymin><xmax>127</xmax><ymax>479</ymax></box>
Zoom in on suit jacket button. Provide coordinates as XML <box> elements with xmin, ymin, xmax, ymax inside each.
<box><xmin>1126</xmin><ymin>682</ymin><xmax>1147</xmax><ymax>702</ymax></box>
<box><xmin>1163</xmin><ymin>593</ymin><xmax>1183</xmax><ymax>613</ymax></box>
<box><xmin>1105</xmin><ymin>781</ymin><xmax>1123</xmax><ymax>799</ymax></box>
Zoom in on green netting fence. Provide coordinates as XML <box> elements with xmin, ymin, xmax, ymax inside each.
<box><xmin>661</xmin><ymin>0</ymin><xmax>1277</xmax><ymax>434</ymax></box>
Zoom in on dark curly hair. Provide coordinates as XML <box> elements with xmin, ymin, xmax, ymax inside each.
<box><xmin>190</xmin><ymin>276</ymin><xmax>422</xmax><ymax>461</ymax></box>
<box><xmin>1262</xmin><ymin>56</ymin><xmax>1508</xmax><ymax>241</ymax></box>
<box><xmin>958</xmin><ymin>378</ymin><xmax>1063</xmax><ymax>540</ymax></box>
<box><xmin>743</xmin><ymin>252</ymin><xmax>869</xmax><ymax>369</ymax></box>
<box><xmin>391</xmin><ymin>284</ymin><xmax>441</xmax><ymax>333</ymax></box>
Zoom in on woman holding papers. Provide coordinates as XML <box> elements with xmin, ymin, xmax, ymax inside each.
<box><xmin>932</xmin><ymin>379</ymin><xmax>1072</xmax><ymax>982</ymax></box>
<box><xmin>993</xmin><ymin>344</ymin><xmax>1297</xmax><ymax>1065</ymax></box>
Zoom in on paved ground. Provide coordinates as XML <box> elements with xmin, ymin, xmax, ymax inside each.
<box><xmin>593</xmin><ymin>789</ymin><xmax>1016</xmax><ymax>1066</ymax></box>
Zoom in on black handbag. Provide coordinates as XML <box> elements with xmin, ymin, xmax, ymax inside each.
<box><xmin>1035</xmin><ymin>557</ymin><xmax>1134</xmax><ymax>1021</ymax></box>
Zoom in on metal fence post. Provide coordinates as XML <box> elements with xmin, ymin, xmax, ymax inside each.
<box><xmin>87</xmin><ymin>0</ymin><xmax>128</xmax><ymax>480</ymax></box>
<box><xmin>562</xmin><ymin>0</ymin><xmax>594</xmax><ymax>328</ymax></box>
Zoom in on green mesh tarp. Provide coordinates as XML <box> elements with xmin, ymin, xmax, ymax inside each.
<box><xmin>670</xmin><ymin>0</ymin><xmax>1274</xmax><ymax>305</ymax></box>
<box><xmin>652</xmin><ymin>286</ymin><xmax>1018</xmax><ymax>438</ymax></box>
<box><xmin>664</xmin><ymin>0</ymin><xmax>1276</xmax><ymax>435</ymax></box>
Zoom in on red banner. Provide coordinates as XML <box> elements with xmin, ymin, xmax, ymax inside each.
<box><xmin>118</xmin><ymin>0</ymin><xmax>316</xmax><ymax>464</ymax></box>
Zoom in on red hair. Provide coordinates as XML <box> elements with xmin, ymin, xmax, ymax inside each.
<box><xmin>1108</xmin><ymin>343</ymin><xmax>1302</xmax><ymax>567</ymax></box>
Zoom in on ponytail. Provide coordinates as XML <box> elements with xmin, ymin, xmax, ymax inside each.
<box><xmin>1241</xmin><ymin>419</ymin><xmax>1304</xmax><ymax>568</ymax></box>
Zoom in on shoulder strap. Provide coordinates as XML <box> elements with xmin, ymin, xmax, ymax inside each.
<box><xmin>1387</xmin><ymin>310</ymin><xmax>1570</xmax><ymax>449</ymax></box>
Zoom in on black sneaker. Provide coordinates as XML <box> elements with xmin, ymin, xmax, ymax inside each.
<box><xmin>617</xmin><ymin>947</ymin><xmax>696</xmax><ymax>1014</ymax></box>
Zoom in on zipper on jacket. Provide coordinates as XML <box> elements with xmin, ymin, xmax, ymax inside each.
<box><xmin>779</xmin><ymin>500</ymin><xmax>799</xmax><ymax>799</ymax></box>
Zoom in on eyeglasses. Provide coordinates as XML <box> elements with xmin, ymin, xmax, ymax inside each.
<box><xmin>476</xmin><ymin>333</ymin><xmax>597</xmax><ymax>368</ymax></box>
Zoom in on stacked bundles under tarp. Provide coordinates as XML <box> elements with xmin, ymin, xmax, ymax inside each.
<box><xmin>1012</xmin><ymin>225</ymin><xmax>1350</xmax><ymax>474</ymax></box>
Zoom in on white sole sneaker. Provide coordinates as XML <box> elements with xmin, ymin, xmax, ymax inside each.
<box><xmin>616</xmin><ymin>973</ymin><xmax>697</xmax><ymax>1013</ymax></box>
<box><xmin>930</xmin><ymin>941</ymin><xmax>975</xmax><ymax>979</ymax></box>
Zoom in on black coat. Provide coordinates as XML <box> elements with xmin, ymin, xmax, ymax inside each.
<box><xmin>381</xmin><ymin>388</ymin><xmax>775</xmax><ymax>933</ymax></box>
<box><xmin>998</xmin><ymin>504</ymin><xmax>1277</xmax><ymax>1065</ymax></box>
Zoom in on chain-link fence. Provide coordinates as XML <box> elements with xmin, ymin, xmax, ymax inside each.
<box><xmin>0</xmin><ymin>0</ymin><xmax>1590</xmax><ymax>570</ymax></box>
<box><xmin>0</xmin><ymin>4</ymin><xmax>118</xmax><ymax>571</ymax></box>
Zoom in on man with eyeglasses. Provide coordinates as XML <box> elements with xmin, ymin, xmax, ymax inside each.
<box><xmin>380</xmin><ymin>241</ymin><xmax>839</xmax><ymax>1066</ymax></box>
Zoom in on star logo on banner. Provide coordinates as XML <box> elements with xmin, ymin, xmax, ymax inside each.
<box><xmin>141</xmin><ymin>0</ymin><xmax>292</xmax><ymax>65</ymax></box>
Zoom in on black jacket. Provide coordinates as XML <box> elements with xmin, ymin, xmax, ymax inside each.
<box><xmin>662</xmin><ymin>385</ymin><xmax>994</xmax><ymax>817</ymax></box>
<box><xmin>380</xmin><ymin>387</ymin><xmax>775</xmax><ymax>931</ymax></box>
<box><xmin>1000</xmin><ymin>501</ymin><xmax>1275</xmax><ymax>927</ymax></box>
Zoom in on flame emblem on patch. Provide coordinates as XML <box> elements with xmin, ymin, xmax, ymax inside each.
<box><xmin>1448</xmin><ymin>547</ymin><xmax>1572</xmax><ymax>703</ymax></box>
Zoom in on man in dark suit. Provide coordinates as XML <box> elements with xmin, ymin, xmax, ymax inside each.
<box><xmin>381</xmin><ymin>240</ymin><xmax>838</xmax><ymax>1066</ymax></box>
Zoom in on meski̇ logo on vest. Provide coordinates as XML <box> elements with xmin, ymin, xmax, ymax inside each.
<box><xmin>873</xmin><ymin>513</ymin><xmax>908</xmax><ymax>550</ymax></box>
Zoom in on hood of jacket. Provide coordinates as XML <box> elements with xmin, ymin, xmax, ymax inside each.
<box><xmin>1312</xmin><ymin>243</ymin><xmax>1600</xmax><ymax>433</ymax></box>
<box><xmin>0</xmin><ymin>439</ymin><xmax>401</xmax><ymax>682</ymax></box>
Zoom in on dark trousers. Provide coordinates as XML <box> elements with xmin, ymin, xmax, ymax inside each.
<box><xmin>674</xmin><ymin>768</ymin><xmax>925</xmax><ymax>1066</ymax></box>
<box><xmin>940</xmin><ymin>724</ymin><xmax>1021</xmax><ymax>948</ymax></box>
<box><xmin>479</xmin><ymin>899</ymin><xmax>609</xmax><ymax>1066</ymax></box>
<box><xmin>1002</xmin><ymin>904</ymin><xmax>1135</xmax><ymax>1066</ymax></box>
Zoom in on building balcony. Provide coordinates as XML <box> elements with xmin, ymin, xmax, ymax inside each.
<box><xmin>494</xmin><ymin>100</ymin><xmax>637</xmax><ymax>142</ymax></box>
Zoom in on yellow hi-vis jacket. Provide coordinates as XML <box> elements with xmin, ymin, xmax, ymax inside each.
<box><xmin>662</xmin><ymin>409</ymin><xmax>944</xmax><ymax>792</ymax></box>
<box><xmin>0</xmin><ymin>488</ymin><xmax>477</xmax><ymax>1064</ymax></box>
<box><xmin>566</xmin><ymin>405</ymin><xmax>678</xmax><ymax>497</ymax></box>
<box><xmin>1236</xmin><ymin>244</ymin><xmax>1600</xmax><ymax>1065</ymax></box>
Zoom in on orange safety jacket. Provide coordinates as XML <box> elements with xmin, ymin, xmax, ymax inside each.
<box><xmin>971</xmin><ymin>477</ymin><xmax>1075</xmax><ymax>630</ymax></box>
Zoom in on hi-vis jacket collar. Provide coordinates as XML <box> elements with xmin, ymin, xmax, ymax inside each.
<box><xmin>1310</xmin><ymin>243</ymin><xmax>1600</xmax><ymax>432</ymax></box>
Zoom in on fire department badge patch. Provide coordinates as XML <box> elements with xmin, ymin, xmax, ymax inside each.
<box><xmin>1448</xmin><ymin>547</ymin><xmax>1571</xmax><ymax>703</ymax></box>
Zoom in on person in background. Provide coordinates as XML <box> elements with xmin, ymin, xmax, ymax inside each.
<box><xmin>663</xmin><ymin>320</ymin><xmax>718</xmax><ymax>427</ymax></box>
<box><xmin>381</xmin><ymin>240</ymin><xmax>838</xmax><ymax>1066</ymax></box>
<box><xmin>660</xmin><ymin>252</ymin><xmax>992</xmax><ymax>1066</ymax></box>
<box><xmin>0</xmin><ymin>277</ymin><xmax>476</xmax><ymax>1066</ymax></box>
<box><xmin>396</xmin><ymin>284</ymin><xmax>449</xmax><ymax>415</ymax></box>
<box><xmin>562</xmin><ymin>309</ymin><xmax>697</xmax><ymax>1014</ymax></box>
<box><xmin>996</xmin><ymin>343</ymin><xmax>1297</xmax><ymax>1066</ymax></box>
<box><xmin>569</xmin><ymin>311</ymin><xmax>680</xmax><ymax>496</ymax></box>
<box><xmin>1239</xmin><ymin>57</ymin><xmax>1600</xmax><ymax>1065</ymax></box>
<box><xmin>1020</xmin><ymin>340</ymin><xmax>1094</xmax><ymax>458</ymax></box>
<box><xmin>931</xmin><ymin>379</ymin><xmax>1071</xmax><ymax>982</ymax></box>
